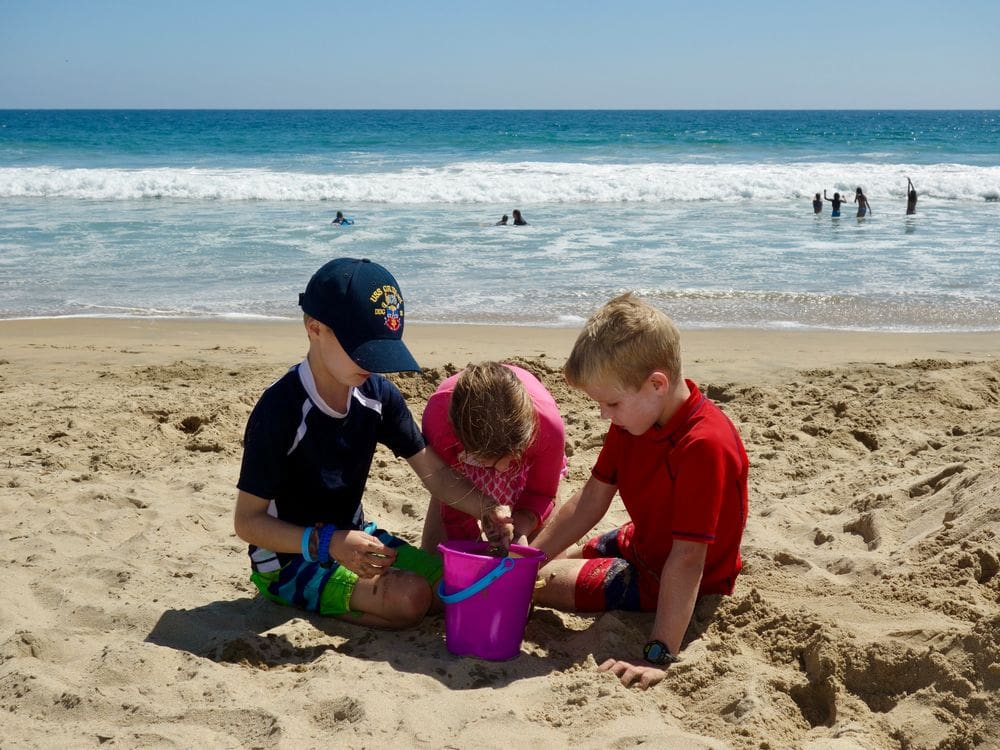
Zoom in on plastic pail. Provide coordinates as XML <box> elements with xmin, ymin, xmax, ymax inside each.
<box><xmin>437</xmin><ymin>540</ymin><xmax>545</xmax><ymax>661</ymax></box>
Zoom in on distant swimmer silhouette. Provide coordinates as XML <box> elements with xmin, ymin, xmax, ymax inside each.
<box><xmin>331</xmin><ymin>211</ymin><xmax>354</xmax><ymax>226</ymax></box>
<box><xmin>812</xmin><ymin>193</ymin><xmax>823</xmax><ymax>214</ymax></box>
<box><xmin>906</xmin><ymin>178</ymin><xmax>917</xmax><ymax>215</ymax></box>
<box><xmin>512</xmin><ymin>209</ymin><xmax>528</xmax><ymax>226</ymax></box>
<box><xmin>854</xmin><ymin>187</ymin><xmax>872</xmax><ymax>218</ymax></box>
<box><xmin>824</xmin><ymin>190</ymin><xmax>845</xmax><ymax>217</ymax></box>
<box><xmin>495</xmin><ymin>214</ymin><xmax>509</xmax><ymax>226</ymax></box>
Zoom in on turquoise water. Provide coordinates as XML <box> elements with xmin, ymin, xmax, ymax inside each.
<box><xmin>1</xmin><ymin>110</ymin><xmax>998</xmax><ymax>330</ymax></box>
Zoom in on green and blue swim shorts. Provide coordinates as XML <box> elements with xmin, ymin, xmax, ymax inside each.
<box><xmin>249</xmin><ymin>522</ymin><xmax>442</xmax><ymax>617</ymax></box>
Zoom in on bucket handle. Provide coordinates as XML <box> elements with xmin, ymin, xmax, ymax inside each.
<box><xmin>437</xmin><ymin>557</ymin><xmax>515</xmax><ymax>604</ymax></box>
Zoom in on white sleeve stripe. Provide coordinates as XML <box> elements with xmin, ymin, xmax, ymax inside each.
<box><xmin>352</xmin><ymin>388</ymin><xmax>383</xmax><ymax>415</ymax></box>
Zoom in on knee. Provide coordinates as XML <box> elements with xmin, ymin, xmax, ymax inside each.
<box><xmin>384</xmin><ymin>573</ymin><xmax>432</xmax><ymax>628</ymax></box>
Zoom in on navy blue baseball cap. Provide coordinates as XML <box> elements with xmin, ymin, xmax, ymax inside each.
<box><xmin>299</xmin><ymin>258</ymin><xmax>421</xmax><ymax>373</ymax></box>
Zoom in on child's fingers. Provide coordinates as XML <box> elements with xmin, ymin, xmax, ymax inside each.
<box><xmin>360</xmin><ymin>533</ymin><xmax>394</xmax><ymax>555</ymax></box>
<box><xmin>347</xmin><ymin>533</ymin><xmax>396</xmax><ymax>574</ymax></box>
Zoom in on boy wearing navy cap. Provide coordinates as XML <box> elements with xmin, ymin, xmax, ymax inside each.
<box><xmin>234</xmin><ymin>258</ymin><xmax>514</xmax><ymax>629</ymax></box>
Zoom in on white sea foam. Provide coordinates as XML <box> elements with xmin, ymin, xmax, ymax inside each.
<box><xmin>2</xmin><ymin>163</ymin><xmax>998</xmax><ymax>204</ymax></box>
<box><xmin>3</xmin><ymin>182</ymin><xmax>997</xmax><ymax>330</ymax></box>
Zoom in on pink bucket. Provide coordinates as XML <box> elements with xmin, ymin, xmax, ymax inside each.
<box><xmin>437</xmin><ymin>540</ymin><xmax>545</xmax><ymax>661</ymax></box>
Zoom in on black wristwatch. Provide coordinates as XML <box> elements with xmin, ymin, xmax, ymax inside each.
<box><xmin>643</xmin><ymin>640</ymin><xmax>680</xmax><ymax>666</ymax></box>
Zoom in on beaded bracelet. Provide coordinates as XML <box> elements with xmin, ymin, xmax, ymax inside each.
<box><xmin>317</xmin><ymin>523</ymin><xmax>338</xmax><ymax>566</ymax></box>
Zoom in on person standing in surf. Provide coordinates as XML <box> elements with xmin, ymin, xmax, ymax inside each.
<box><xmin>824</xmin><ymin>190</ymin><xmax>845</xmax><ymax>217</ymax></box>
<box><xmin>854</xmin><ymin>187</ymin><xmax>873</xmax><ymax>218</ymax></box>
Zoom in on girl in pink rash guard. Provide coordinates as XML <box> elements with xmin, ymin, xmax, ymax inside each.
<box><xmin>420</xmin><ymin>362</ymin><xmax>567</xmax><ymax>549</ymax></box>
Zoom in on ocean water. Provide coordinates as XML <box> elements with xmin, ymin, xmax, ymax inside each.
<box><xmin>1</xmin><ymin>110</ymin><xmax>998</xmax><ymax>331</ymax></box>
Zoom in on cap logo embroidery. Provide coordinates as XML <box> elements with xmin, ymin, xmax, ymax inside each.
<box><xmin>370</xmin><ymin>284</ymin><xmax>403</xmax><ymax>332</ymax></box>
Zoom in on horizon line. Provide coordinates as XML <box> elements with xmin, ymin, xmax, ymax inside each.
<box><xmin>2</xmin><ymin>107</ymin><xmax>999</xmax><ymax>113</ymax></box>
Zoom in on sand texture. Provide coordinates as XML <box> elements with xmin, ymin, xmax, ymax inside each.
<box><xmin>1</xmin><ymin>320</ymin><xmax>998</xmax><ymax>749</ymax></box>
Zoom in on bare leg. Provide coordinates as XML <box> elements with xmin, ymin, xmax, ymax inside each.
<box><xmin>533</xmin><ymin>558</ymin><xmax>588</xmax><ymax>610</ymax></box>
<box><xmin>339</xmin><ymin>570</ymin><xmax>432</xmax><ymax>629</ymax></box>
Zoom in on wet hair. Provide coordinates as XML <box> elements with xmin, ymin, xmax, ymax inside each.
<box><xmin>814</xmin><ymin>193</ymin><xmax>821</xmax><ymax>200</ymax></box>
<box><xmin>564</xmin><ymin>292</ymin><xmax>682</xmax><ymax>392</ymax></box>
<box><xmin>449</xmin><ymin>362</ymin><xmax>537</xmax><ymax>460</ymax></box>
<box><xmin>512</xmin><ymin>209</ymin><xmax>521</xmax><ymax>218</ymax></box>
<box><xmin>336</xmin><ymin>211</ymin><xmax>344</xmax><ymax>219</ymax></box>
<box><xmin>834</xmin><ymin>192</ymin><xmax>841</xmax><ymax>199</ymax></box>
<box><xmin>856</xmin><ymin>187</ymin><xmax>863</xmax><ymax>194</ymax></box>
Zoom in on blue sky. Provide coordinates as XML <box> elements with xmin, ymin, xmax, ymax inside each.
<box><xmin>1</xmin><ymin>1</ymin><xmax>998</xmax><ymax>109</ymax></box>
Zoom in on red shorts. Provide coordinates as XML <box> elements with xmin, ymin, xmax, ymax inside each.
<box><xmin>576</xmin><ymin>522</ymin><xmax>659</xmax><ymax>611</ymax></box>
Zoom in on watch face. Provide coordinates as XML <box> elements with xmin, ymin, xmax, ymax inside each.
<box><xmin>644</xmin><ymin>641</ymin><xmax>667</xmax><ymax>663</ymax></box>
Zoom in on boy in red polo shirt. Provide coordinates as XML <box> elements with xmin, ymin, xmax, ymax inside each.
<box><xmin>532</xmin><ymin>293</ymin><xmax>749</xmax><ymax>690</ymax></box>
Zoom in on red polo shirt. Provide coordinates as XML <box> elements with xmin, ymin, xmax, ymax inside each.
<box><xmin>591</xmin><ymin>381</ymin><xmax>749</xmax><ymax>596</ymax></box>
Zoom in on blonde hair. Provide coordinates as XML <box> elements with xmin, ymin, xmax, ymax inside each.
<box><xmin>449</xmin><ymin>362</ymin><xmax>537</xmax><ymax>460</ymax></box>
<box><xmin>564</xmin><ymin>293</ymin><xmax>682</xmax><ymax>391</ymax></box>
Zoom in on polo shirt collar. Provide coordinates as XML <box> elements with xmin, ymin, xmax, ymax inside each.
<box><xmin>649</xmin><ymin>380</ymin><xmax>704</xmax><ymax>442</ymax></box>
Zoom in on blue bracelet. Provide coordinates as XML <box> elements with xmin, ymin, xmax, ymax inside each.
<box><xmin>317</xmin><ymin>523</ymin><xmax>338</xmax><ymax>566</ymax></box>
<box><xmin>301</xmin><ymin>526</ymin><xmax>316</xmax><ymax>562</ymax></box>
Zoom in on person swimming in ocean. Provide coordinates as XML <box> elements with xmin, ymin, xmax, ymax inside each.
<box><xmin>331</xmin><ymin>211</ymin><xmax>354</xmax><ymax>226</ymax></box>
<box><xmin>906</xmin><ymin>178</ymin><xmax>917</xmax><ymax>215</ymax></box>
<box><xmin>812</xmin><ymin>193</ymin><xmax>823</xmax><ymax>214</ymax></box>
<box><xmin>854</xmin><ymin>187</ymin><xmax>872</xmax><ymax>218</ymax></box>
<box><xmin>824</xmin><ymin>190</ymin><xmax>845</xmax><ymax>217</ymax></box>
<box><xmin>512</xmin><ymin>209</ymin><xmax>528</xmax><ymax>226</ymax></box>
<box><xmin>495</xmin><ymin>214</ymin><xmax>509</xmax><ymax>226</ymax></box>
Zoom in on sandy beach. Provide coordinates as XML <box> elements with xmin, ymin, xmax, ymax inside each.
<box><xmin>2</xmin><ymin>318</ymin><xmax>998</xmax><ymax>750</ymax></box>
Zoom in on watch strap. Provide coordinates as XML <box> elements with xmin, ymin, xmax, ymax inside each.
<box><xmin>643</xmin><ymin>639</ymin><xmax>679</xmax><ymax>666</ymax></box>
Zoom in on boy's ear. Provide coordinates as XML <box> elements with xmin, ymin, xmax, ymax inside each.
<box><xmin>304</xmin><ymin>315</ymin><xmax>322</xmax><ymax>339</ymax></box>
<box><xmin>649</xmin><ymin>370</ymin><xmax>671</xmax><ymax>392</ymax></box>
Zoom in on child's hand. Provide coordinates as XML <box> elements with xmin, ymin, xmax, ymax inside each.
<box><xmin>333</xmin><ymin>530</ymin><xmax>397</xmax><ymax>578</ymax></box>
<box><xmin>598</xmin><ymin>657</ymin><xmax>669</xmax><ymax>690</ymax></box>
<box><xmin>481</xmin><ymin>504</ymin><xmax>514</xmax><ymax>549</ymax></box>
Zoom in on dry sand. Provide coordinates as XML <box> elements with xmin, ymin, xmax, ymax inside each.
<box><xmin>1</xmin><ymin>319</ymin><xmax>998</xmax><ymax>749</ymax></box>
